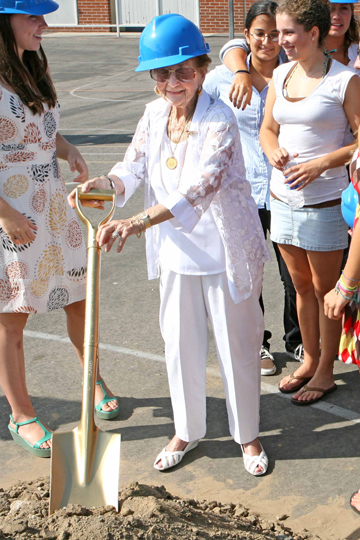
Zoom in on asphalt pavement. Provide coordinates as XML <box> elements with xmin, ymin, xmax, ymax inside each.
<box><xmin>0</xmin><ymin>32</ymin><xmax>359</xmax><ymax>540</ymax></box>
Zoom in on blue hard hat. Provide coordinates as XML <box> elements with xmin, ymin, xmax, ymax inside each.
<box><xmin>0</xmin><ymin>0</ymin><xmax>59</xmax><ymax>15</ymax></box>
<box><xmin>341</xmin><ymin>182</ymin><xmax>359</xmax><ymax>228</ymax></box>
<box><xmin>135</xmin><ymin>13</ymin><xmax>211</xmax><ymax>72</ymax></box>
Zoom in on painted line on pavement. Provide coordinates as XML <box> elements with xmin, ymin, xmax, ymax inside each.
<box><xmin>24</xmin><ymin>329</ymin><xmax>360</xmax><ymax>424</ymax></box>
<box><xmin>70</xmin><ymin>70</ymin><xmax>149</xmax><ymax>103</ymax></box>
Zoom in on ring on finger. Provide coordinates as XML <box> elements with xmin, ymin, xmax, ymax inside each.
<box><xmin>111</xmin><ymin>230</ymin><xmax>120</xmax><ymax>239</ymax></box>
<box><xmin>14</xmin><ymin>236</ymin><xmax>21</xmax><ymax>240</ymax></box>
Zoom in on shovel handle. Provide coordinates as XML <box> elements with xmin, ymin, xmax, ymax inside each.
<box><xmin>75</xmin><ymin>187</ymin><xmax>116</xmax><ymax>230</ymax></box>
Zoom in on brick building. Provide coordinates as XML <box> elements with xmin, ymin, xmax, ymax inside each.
<box><xmin>47</xmin><ymin>0</ymin><xmax>360</xmax><ymax>34</ymax></box>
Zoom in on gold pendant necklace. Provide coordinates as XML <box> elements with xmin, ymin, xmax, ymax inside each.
<box><xmin>166</xmin><ymin>109</ymin><xmax>194</xmax><ymax>169</ymax></box>
<box><xmin>166</xmin><ymin>156</ymin><xmax>178</xmax><ymax>170</ymax></box>
<box><xmin>160</xmin><ymin>138</ymin><xmax>189</xmax><ymax>194</ymax></box>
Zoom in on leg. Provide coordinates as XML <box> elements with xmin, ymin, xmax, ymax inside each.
<box><xmin>204</xmin><ymin>271</ymin><xmax>266</xmax><ymax>473</ymax></box>
<box><xmin>278</xmin><ymin>245</ymin><xmax>320</xmax><ymax>391</ymax></box>
<box><xmin>63</xmin><ymin>300</ymin><xmax>118</xmax><ymax>413</ymax></box>
<box><xmin>272</xmin><ymin>241</ymin><xmax>302</xmax><ymax>352</ymax></box>
<box><xmin>258</xmin><ymin>208</ymin><xmax>273</xmax><ymax>349</ymax></box>
<box><xmin>0</xmin><ymin>313</ymin><xmax>51</xmax><ymax>449</ymax></box>
<box><xmin>156</xmin><ymin>268</ymin><xmax>208</xmax><ymax>467</ymax></box>
<box><xmin>293</xmin><ymin>249</ymin><xmax>343</xmax><ymax>402</ymax></box>
<box><xmin>258</xmin><ymin>208</ymin><xmax>276</xmax><ymax>374</ymax></box>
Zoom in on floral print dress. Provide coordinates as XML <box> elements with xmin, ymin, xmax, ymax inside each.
<box><xmin>0</xmin><ymin>85</ymin><xmax>86</xmax><ymax>313</ymax></box>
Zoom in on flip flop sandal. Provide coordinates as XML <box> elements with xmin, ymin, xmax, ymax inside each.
<box><xmin>8</xmin><ymin>414</ymin><xmax>51</xmax><ymax>458</ymax></box>
<box><xmin>350</xmin><ymin>491</ymin><xmax>360</xmax><ymax>514</ymax></box>
<box><xmin>241</xmin><ymin>443</ymin><xmax>268</xmax><ymax>476</ymax></box>
<box><xmin>278</xmin><ymin>371</ymin><xmax>312</xmax><ymax>394</ymax></box>
<box><xmin>291</xmin><ymin>384</ymin><xmax>338</xmax><ymax>406</ymax></box>
<box><xmin>154</xmin><ymin>440</ymin><xmax>199</xmax><ymax>471</ymax></box>
<box><xmin>95</xmin><ymin>379</ymin><xmax>119</xmax><ymax>420</ymax></box>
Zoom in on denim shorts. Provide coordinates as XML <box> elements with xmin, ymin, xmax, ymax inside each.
<box><xmin>270</xmin><ymin>197</ymin><xmax>348</xmax><ymax>251</ymax></box>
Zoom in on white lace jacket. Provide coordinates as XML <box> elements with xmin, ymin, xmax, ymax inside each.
<box><xmin>109</xmin><ymin>91</ymin><xmax>270</xmax><ymax>304</ymax></box>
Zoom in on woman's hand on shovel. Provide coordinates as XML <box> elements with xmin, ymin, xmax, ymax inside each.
<box><xmin>68</xmin><ymin>175</ymin><xmax>124</xmax><ymax>210</ymax></box>
<box><xmin>97</xmin><ymin>218</ymin><xmax>144</xmax><ymax>253</ymax></box>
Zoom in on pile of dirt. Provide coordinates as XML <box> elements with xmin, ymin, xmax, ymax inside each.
<box><xmin>0</xmin><ymin>478</ymin><xmax>321</xmax><ymax>540</ymax></box>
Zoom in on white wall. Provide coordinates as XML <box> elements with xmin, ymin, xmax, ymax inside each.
<box><xmin>46</xmin><ymin>0</ymin><xmax>78</xmax><ymax>26</ymax></box>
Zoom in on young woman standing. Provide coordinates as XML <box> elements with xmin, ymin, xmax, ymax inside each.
<box><xmin>259</xmin><ymin>0</ymin><xmax>360</xmax><ymax>405</ymax></box>
<box><xmin>0</xmin><ymin>0</ymin><xmax>118</xmax><ymax>457</ymax></box>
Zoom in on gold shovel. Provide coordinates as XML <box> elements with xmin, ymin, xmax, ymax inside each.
<box><xmin>49</xmin><ymin>188</ymin><xmax>121</xmax><ymax>514</ymax></box>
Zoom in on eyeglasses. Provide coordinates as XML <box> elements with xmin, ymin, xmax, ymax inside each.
<box><xmin>249</xmin><ymin>31</ymin><xmax>279</xmax><ymax>42</ymax></box>
<box><xmin>150</xmin><ymin>67</ymin><xmax>197</xmax><ymax>83</ymax></box>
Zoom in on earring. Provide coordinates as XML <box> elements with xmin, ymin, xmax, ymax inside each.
<box><xmin>154</xmin><ymin>85</ymin><xmax>161</xmax><ymax>95</ymax></box>
<box><xmin>197</xmin><ymin>86</ymin><xmax>203</xmax><ymax>96</ymax></box>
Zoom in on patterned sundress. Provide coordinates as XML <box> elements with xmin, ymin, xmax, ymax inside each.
<box><xmin>0</xmin><ymin>85</ymin><xmax>86</xmax><ymax>313</ymax></box>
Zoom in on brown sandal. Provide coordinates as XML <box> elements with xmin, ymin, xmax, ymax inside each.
<box><xmin>278</xmin><ymin>372</ymin><xmax>312</xmax><ymax>394</ymax></box>
<box><xmin>291</xmin><ymin>384</ymin><xmax>337</xmax><ymax>406</ymax></box>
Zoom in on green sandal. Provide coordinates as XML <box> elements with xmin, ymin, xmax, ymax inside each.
<box><xmin>95</xmin><ymin>379</ymin><xmax>119</xmax><ymax>420</ymax></box>
<box><xmin>8</xmin><ymin>414</ymin><xmax>51</xmax><ymax>458</ymax></box>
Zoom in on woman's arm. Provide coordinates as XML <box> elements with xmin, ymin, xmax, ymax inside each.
<box><xmin>220</xmin><ymin>39</ymin><xmax>252</xmax><ymax>110</ymax></box>
<box><xmin>0</xmin><ymin>196</ymin><xmax>37</xmax><ymax>245</ymax></box>
<box><xmin>68</xmin><ymin>110</ymin><xmax>149</xmax><ymax>209</ymax></box>
<box><xmin>56</xmin><ymin>133</ymin><xmax>88</xmax><ymax>183</ymax></box>
<box><xmin>97</xmin><ymin>204</ymin><xmax>173</xmax><ymax>253</ymax></box>
<box><xmin>324</xmin><ymin>206</ymin><xmax>360</xmax><ymax>319</ymax></box>
<box><xmin>281</xmin><ymin>75</ymin><xmax>360</xmax><ymax>189</ymax></box>
<box><xmin>259</xmin><ymin>81</ymin><xmax>289</xmax><ymax>168</ymax></box>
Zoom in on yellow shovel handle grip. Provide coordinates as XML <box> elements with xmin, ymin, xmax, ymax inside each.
<box><xmin>77</xmin><ymin>188</ymin><xmax>115</xmax><ymax>202</ymax></box>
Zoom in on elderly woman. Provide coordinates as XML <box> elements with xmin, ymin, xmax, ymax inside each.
<box><xmin>70</xmin><ymin>14</ymin><xmax>270</xmax><ymax>475</ymax></box>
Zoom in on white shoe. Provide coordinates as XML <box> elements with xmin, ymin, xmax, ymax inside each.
<box><xmin>241</xmin><ymin>443</ymin><xmax>268</xmax><ymax>476</ymax></box>
<box><xmin>286</xmin><ymin>344</ymin><xmax>304</xmax><ymax>363</ymax></box>
<box><xmin>154</xmin><ymin>440</ymin><xmax>199</xmax><ymax>471</ymax></box>
<box><xmin>260</xmin><ymin>346</ymin><xmax>276</xmax><ymax>376</ymax></box>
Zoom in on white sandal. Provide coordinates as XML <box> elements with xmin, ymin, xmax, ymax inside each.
<box><xmin>154</xmin><ymin>440</ymin><xmax>199</xmax><ymax>471</ymax></box>
<box><xmin>241</xmin><ymin>443</ymin><xmax>268</xmax><ymax>476</ymax></box>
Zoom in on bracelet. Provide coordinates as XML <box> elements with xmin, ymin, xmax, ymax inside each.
<box><xmin>234</xmin><ymin>69</ymin><xmax>250</xmax><ymax>75</ymax></box>
<box><xmin>342</xmin><ymin>271</ymin><xmax>360</xmax><ymax>283</ymax></box>
<box><xmin>130</xmin><ymin>216</ymin><xmax>146</xmax><ymax>239</ymax></box>
<box><xmin>335</xmin><ymin>280</ymin><xmax>358</xmax><ymax>302</ymax></box>
<box><xmin>339</xmin><ymin>275</ymin><xmax>358</xmax><ymax>291</ymax></box>
<box><xmin>337</xmin><ymin>282</ymin><xmax>355</xmax><ymax>297</ymax></box>
<box><xmin>101</xmin><ymin>175</ymin><xmax>116</xmax><ymax>190</ymax></box>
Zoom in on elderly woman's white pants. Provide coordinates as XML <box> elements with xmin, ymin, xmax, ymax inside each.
<box><xmin>159</xmin><ymin>267</ymin><xmax>263</xmax><ymax>445</ymax></box>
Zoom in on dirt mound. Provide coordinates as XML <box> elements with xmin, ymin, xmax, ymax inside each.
<box><xmin>0</xmin><ymin>478</ymin><xmax>321</xmax><ymax>540</ymax></box>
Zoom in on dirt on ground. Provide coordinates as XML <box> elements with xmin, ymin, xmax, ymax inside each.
<box><xmin>0</xmin><ymin>477</ymin><xmax>323</xmax><ymax>540</ymax></box>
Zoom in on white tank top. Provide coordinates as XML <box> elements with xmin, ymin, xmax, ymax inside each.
<box><xmin>271</xmin><ymin>60</ymin><xmax>356</xmax><ymax>205</ymax></box>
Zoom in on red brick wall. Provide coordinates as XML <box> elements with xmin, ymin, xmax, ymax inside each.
<box><xmin>50</xmin><ymin>0</ymin><xmax>112</xmax><ymax>33</ymax></box>
<box><xmin>200</xmin><ymin>0</ymin><xmax>246</xmax><ymax>34</ymax></box>
<box><xmin>77</xmin><ymin>0</ymin><xmax>111</xmax><ymax>26</ymax></box>
<box><xmin>48</xmin><ymin>0</ymin><xmax>360</xmax><ymax>35</ymax></box>
<box><xmin>199</xmin><ymin>0</ymin><xmax>360</xmax><ymax>34</ymax></box>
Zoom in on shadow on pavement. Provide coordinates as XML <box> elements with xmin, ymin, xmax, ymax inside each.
<box><xmin>64</xmin><ymin>133</ymin><xmax>134</xmax><ymax>146</ymax></box>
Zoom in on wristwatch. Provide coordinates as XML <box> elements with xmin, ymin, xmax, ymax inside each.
<box><xmin>136</xmin><ymin>212</ymin><xmax>151</xmax><ymax>229</ymax></box>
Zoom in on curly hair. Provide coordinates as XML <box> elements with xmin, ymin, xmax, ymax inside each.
<box><xmin>276</xmin><ymin>0</ymin><xmax>331</xmax><ymax>48</ymax></box>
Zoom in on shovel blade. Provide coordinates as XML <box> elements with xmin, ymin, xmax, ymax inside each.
<box><xmin>49</xmin><ymin>427</ymin><xmax>121</xmax><ymax>514</ymax></box>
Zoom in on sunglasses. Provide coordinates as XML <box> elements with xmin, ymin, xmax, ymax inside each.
<box><xmin>150</xmin><ymin>67</ymin><xmax>197</xmax><ymax>83</ymax></box>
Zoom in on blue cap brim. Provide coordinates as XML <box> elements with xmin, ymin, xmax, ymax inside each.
<box><xmin>329</xmin><ymin>0</ymin><xmax>358</xmax><ymax>3</ymax></box>
<box><xmin>0</xmin><ymin>1</ymin><xmax>59</xmax><ymax>15</ymax></box>
<box><xmin>135</xmin><ymin>47</ymin><xmax>211</xmax><ymax>72</ymax></box>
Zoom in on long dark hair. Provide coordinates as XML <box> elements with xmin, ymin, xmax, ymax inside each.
<box><xmin>0</xmin><ymin>14</ymin><xmax>57</xmax><ymax>114</ymax></box>
<box><xmin>245</xmin><ymin>0</ymin><xmax>278</xmax><ymax>30</ymax></box>
<box><xmin>344</xmin><ymin>4</ymin><xmax>359</xmax><ymax>55</ymax></box>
